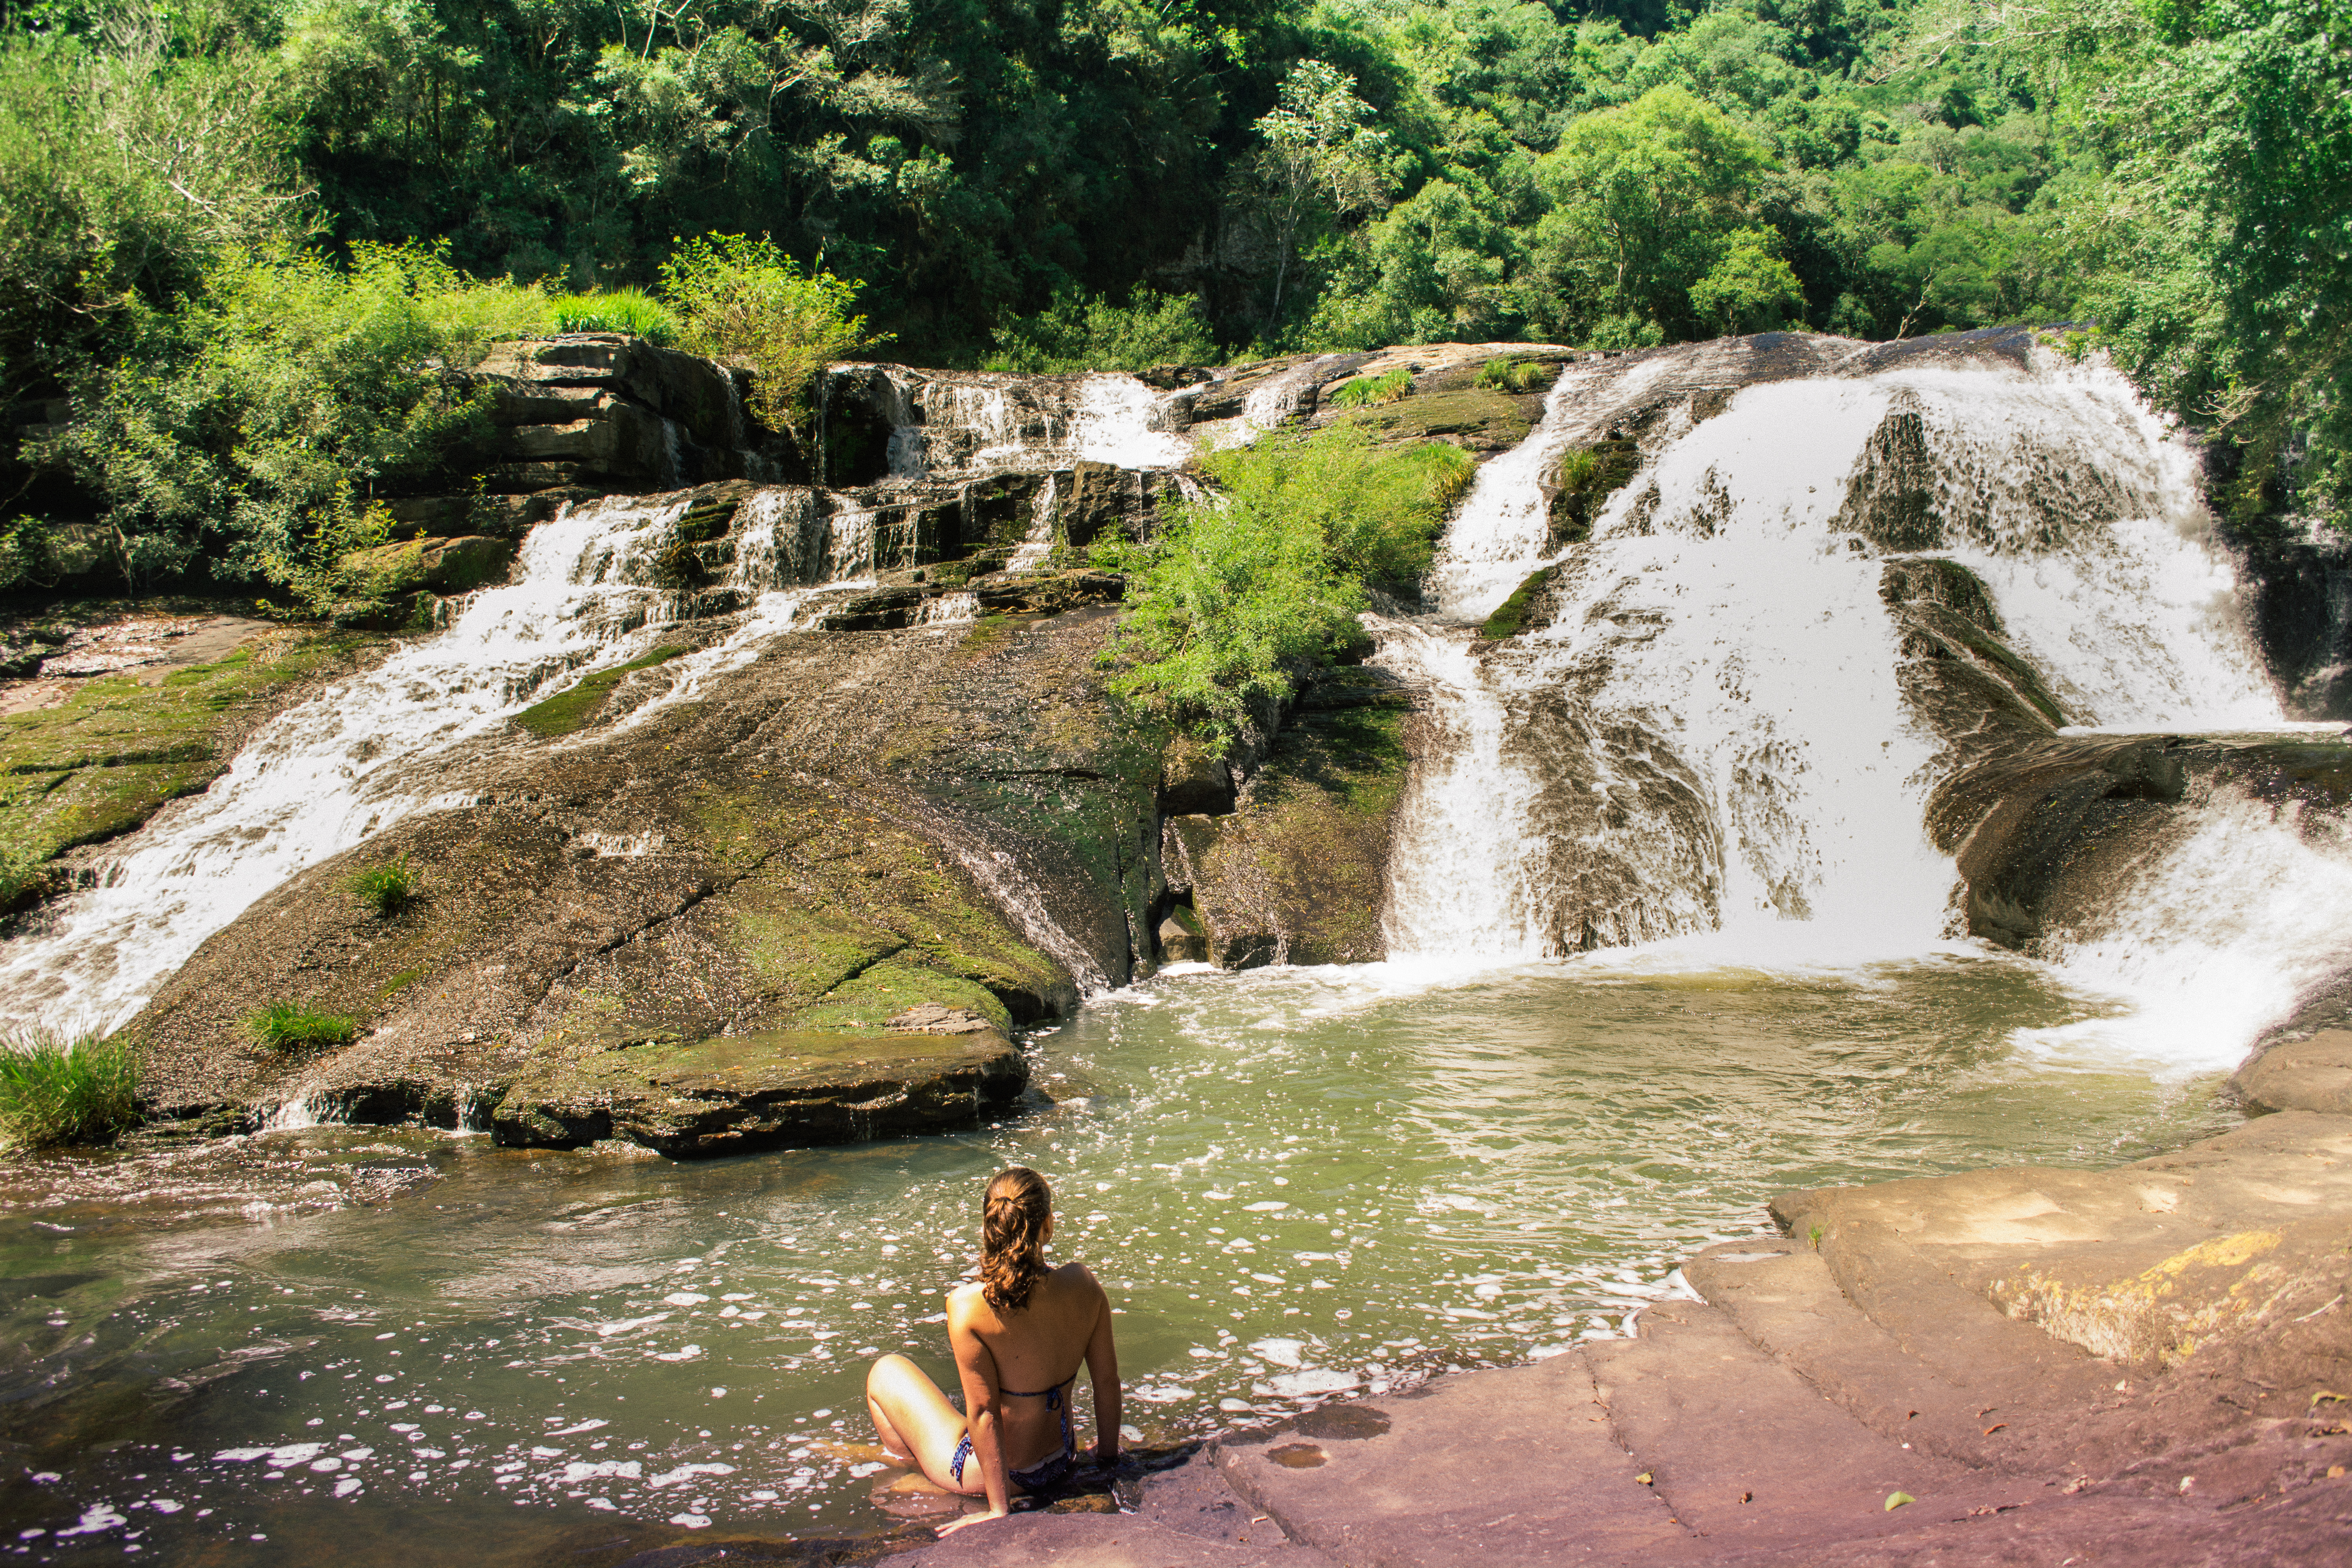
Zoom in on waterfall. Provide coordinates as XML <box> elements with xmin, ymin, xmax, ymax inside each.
<box><xmin>1378</xmin><ymin>344</ymin><xmax>2352</xmax><ymax>1065</ymax></box>
<box><xmin>888</xmin><ymin>373</ymin><xmax>1185</xmax><ymax>482</ymax></box>
<box><xmin>1006</xmin><ymin>474</ymin><xmax>1060</xmax><ymax>573</ymax></box>
<box><xmin>0</xmin><ymin>495</ymin><xmax>695</xmax><ymax>1033</ymax></box>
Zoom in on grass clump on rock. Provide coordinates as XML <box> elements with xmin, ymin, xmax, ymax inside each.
<box><xmin>1327</xmin><ymin>367</ymin><xmax>1414</xmax><ymax>408</ymax></box>
<box><xmin>245</xmin><ymin>1003</ymin><xmax>358</xmax><ymax>1053</ymax></box>
<box><xmin>0</xmin><ymin>1030</ymin><xmax>142</xmax><ymax>1148</ymax></box>
<box><xmin>1476</xmin><ymin>357</ymin><xmax>1552</xmax><ymax>393</ymax></box>
<box><xmin>547</xmin><ymin>287</ymin><xmax>678</xmax><ymax>343</ymax></box>
<box><xmin>1094</xmin><ymin>422</ymin><xmax>1472</xmax><ymax>753</ymax></box>
<box><xmin>1481</xmin><ymin>564</ymin><xmax>1563</xmax><ymax>641</ymax></box>
<box><xmin>347</xmin><ymin>855</ymin><xmax>419</xmax><ymax>917</ymax></box>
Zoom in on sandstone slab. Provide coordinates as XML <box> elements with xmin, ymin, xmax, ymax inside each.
<box><xmin>2235</xmin><ymin>1027</ymin><xmax>2352</xmax><ymax>1114</ymax></box>
<box><xmin>490</xmin><ymin>1022</ymin><xmax>1027</xmax><ymax>1156</ymax></box>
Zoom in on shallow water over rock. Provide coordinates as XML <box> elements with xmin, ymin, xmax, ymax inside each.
<box><xmin>0</xmin><ymin>952</ymin><xmax>2227</xmax><ymax>1563</ymax></box>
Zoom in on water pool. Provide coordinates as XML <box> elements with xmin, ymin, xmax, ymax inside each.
<box><xmin>0</xmin><ymin>952</ymin><xmax>2231</xmax><ymax>1563</ymax></box>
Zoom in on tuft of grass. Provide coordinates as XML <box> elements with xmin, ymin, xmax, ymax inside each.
<box><xmin>1326</xmin><ymin>367</ymin><xmax>1414</xmax><ymax>408</ymax></box>
<box><xmin>1475</xmin><ymin>357</ymin><xmax>1553</xmax><ymax>393</ymax></box>
<box><xmin>347</xmin><ymin>855</ymin><xmax>419</xmax><ymax>917</ymax></box>
<box><xmin>0</xmin><ymin>1030</ymin><xmax>142</xmax><ymax>1148</ymax></box>
<box><xmin>547</xmin><ymin>287</ymin><xmax>680</xmax><ymax>344</ymax></box>
<box><xmin>244</xmin><ymin>1003</ymin><xmax>358</xmax><ymax>1053</ymax></box>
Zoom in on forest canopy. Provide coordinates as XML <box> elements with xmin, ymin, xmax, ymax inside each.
<box><xmin>2</xmin><ymin>0</ymin><xmax>2348</xmax><ymax>554</ymax></box>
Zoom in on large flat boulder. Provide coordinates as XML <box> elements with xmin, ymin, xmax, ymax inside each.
<box><xmin>491</xmin><ymin>1014</ymin><xmax>1027</xmax><ymax>1156</ymax></box>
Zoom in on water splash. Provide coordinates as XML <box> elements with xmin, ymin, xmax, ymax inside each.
<box><xmin>2019</xmin><ymin>786</ymin><xmax>2352</xmax><ymax>1071</ymax></box>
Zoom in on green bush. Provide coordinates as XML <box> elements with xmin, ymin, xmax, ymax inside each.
<box><xmin>347</xmin><ymin>855</ymin><xmax>420</xmax><ymax>917</ymax></box>
<box><xmin>0</xmin><ymin>1031</ymin><xmax>142</xmax><ymax>1149</ymax></box>
<box><xmin>244</xmin><ymin>1002</ymin><xmax>359</xmax><ymax>1053</ymax></box>
<box><xmin>1095</xmin><ymin>423</ymin><xmax>1473</xmax><ymax>751</ymax></box>
<box><xmin>660</xmin><ymin>234</ymin><xmax>878</xmax><ymax>432</ymax></box>
<box><xmin>1327</xmin><ymin>367</ymin><xmax>1414</xmax><ymax>407</ymax></box>
<box><xmin>44</xmin><ymin>241</ymin><xmax>537</xmax><ymax>599</ymax></box>
<box><xmin>986</xmin><ymin>287</ymin><xmax>1217</xmax><ymax>373</ymax></box>
<box><xmin>548</xmin><ymin>288</ymin><xmax>680</xmax><ymax>343</ymax></box>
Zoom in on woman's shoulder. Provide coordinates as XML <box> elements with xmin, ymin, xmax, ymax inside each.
<box><xmin>1046</xmin><ymin>1259</ymin><xmax>1103</xmax><ymax>1296</ymax></box>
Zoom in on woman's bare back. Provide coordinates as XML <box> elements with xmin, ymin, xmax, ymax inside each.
<box><xmin>947</xmin><ymin>1261</ymin><xmax>1106</xmax><ymax>1463</ymax></box>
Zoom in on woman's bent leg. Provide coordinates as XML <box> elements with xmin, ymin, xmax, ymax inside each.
<box><xmin>865</xmin><ymin>1355</ymin><xmax>980</xmax><ymax>1493</ymax></box>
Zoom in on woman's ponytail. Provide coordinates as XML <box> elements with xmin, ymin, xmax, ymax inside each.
<box><xmin>980</xmin><ymin>1167</ymin><xmax>1052</xmax><ymax>1313</ymax></box>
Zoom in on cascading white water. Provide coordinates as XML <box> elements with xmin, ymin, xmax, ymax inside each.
<box><xmin>1070</xmin><ymin>376</ymin><xmax>1191</xmax><ymax>469</ymax></box>
<box><xmin>890</xmin><ymin>373</ymin><xmax>1185</xmax><ymax>482</ymax></box>
<box><xmin>1006</xmin><ymin>474</ymin><xmax>1060</xmax><ymax>573</ymax></box>
<box><xmin>916</xmin><ymin>592</ymin><xmax>980</xmax><ymax>626</ymax></box>
<box><xmin>1379</xmin><ymin>345</ymin><xmax>2352</xmax><ymax>1067</ymax></box>
<box><xmin>0</xmin><ymin>495</ymin><xmax>695</xmax><ymax>1033</ymax></box>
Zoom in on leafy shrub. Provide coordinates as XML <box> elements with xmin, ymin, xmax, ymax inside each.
<box><xmin>244</xmin><ymin>1003</ymin><xmax>358</xmax><ymax>1053</ymax></box>
<box><xmin>548</xmin><ymin>288</ymin><xmax>679</xmax><ymax>343</ymax></box>
<box><xmin>347</xmin><ymin>855</ymin><xmax>420</xmax><ymax>917</ymax></box>
<box><xmin>0</xmin><ymin>1030</ymin><xmax>142</xmax><ymax>1148</ymax></box>
<box><xmin>660</xmin><ymin>234</ymin><xmax>878</xmax><ymax>431</ymax></box>
<box><xmin>1327</xmin><ymin>368</ymin><xmax>1414</xmax><ymax>407</ymax></box>
<box><xmin>1095</xmin><ymin>423</ymin><xmax>1473</xmax><ymax>751</ymax></box>
<box><xmin>1475</xmin><ymin>358</ymin><xmax>1552</xmax><ymax>393</ymax></box>
<box><xmin>986</xmin><ymin>287</ymin><xmax>1217</xmax><ymax>373</ymax></box>
<box><xmin>44</xmin><ymin>241</ymin><xmax>537</xmax><ymax>598</ymax></box>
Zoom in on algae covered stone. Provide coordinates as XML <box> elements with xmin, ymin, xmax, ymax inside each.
<box><xmin>491</xmin><ymin>1023</ymin><xmax>1028</xmax><ymax>1156</ymax></box>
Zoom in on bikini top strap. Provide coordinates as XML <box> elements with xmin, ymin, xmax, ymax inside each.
<box><xmin>998</xmin><ymin>1376</ymin><xmax>1071</xmax><ymax>1406</ymax></box>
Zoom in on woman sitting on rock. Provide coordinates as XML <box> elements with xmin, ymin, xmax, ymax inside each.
<box><xmin>865</xmin><ymin>1165</ymin><xmax>1123</xmax><ymax>1535</ymax></box>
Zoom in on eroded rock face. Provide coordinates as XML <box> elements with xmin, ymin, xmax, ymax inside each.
<box><xmin>1160</xmin><ymin>669</ymin><xmax>1419</xmax><ymax>969</ymax></box>
<box><xmin>1931</xmin><ymin>731</ymin><xmax>2352</xmax><ymax>949</ymax></box>
<box><xmin>124</xmin><ymin>601</ymin><xmax>1167</xmax><ymax>1150</ymax></box>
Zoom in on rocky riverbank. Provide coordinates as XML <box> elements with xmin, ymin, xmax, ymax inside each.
<box><xmin>893</xmin><ymin>1037</ymin><xmax>2352</xmax><ymax>1567</ymax></box>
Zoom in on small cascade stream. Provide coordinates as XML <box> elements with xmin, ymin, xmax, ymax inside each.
<box><xmin>0</xmin><ymin>495</ymin><xmax>697</xmax><ymax>1033</ymax></box>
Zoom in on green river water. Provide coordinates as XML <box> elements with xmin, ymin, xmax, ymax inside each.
<box><xmin>0</xmin><ymin>950</ymin><xmax>2231</xmax><ymax>1564</ymax></box>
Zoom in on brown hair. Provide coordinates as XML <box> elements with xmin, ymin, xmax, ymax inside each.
<box><xmin>980</xmin><ymin>1167</ymin><xmax>1053</xmax><ymax>1313</ymax></box>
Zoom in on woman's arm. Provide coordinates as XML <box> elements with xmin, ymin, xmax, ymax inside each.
<box><xmin>940</xmin><ymin>1304</ymin><xmax>1012</xmax><ymax>1535</ymax></box>
<box><xmin>1081</xmin><ymin>1269</ymin><xmax>1122</xmax><ymax>1464</ymax></box>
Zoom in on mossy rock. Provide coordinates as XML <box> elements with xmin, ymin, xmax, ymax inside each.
<box><xmin>1342</xmin><ymin>387</ymin><xmax>1539</xmax><ymax>452</ymax></box>
<box><xmin>1481</xmin><ymin>564</ymin><xmax>1567</xmax><ymax>641</ymax></box>
<box><xmin>1163</xmin><ymin>698</ymin><xmax>1413</xmax><ymax>967</ymax></box>
<box><xmin>1545</xmin><ymin>438</ymin><xmax>1642</xmax><ymax>545</ymax></box>
<box><xmin>490</xmin><ymin>1022</ymin><xmax>1030</xmax><ymax>1156</ymax></box>
<box><xmin>513</xmin><ymin>645</ymin><xmax>687</xmax><ymax>739</ymax></box>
